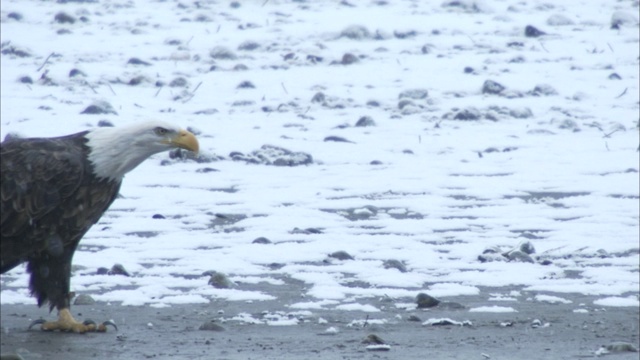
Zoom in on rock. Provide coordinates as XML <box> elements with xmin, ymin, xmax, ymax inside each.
<box><xmin>194</xmin><ymin>108</ymin><xmax>219</xmax><ymax>115</ymax></box>
<box><xmin>127</xmin><ymin>57</ymin><xmax>152</xmax><ymax>66</ymax></box>
<box><xmin>524</xmin><ymin>25</ymin><xmax>546</xmax><ymax>37</ymax></box>
<box><xmin>355</xmin><ymin>116</ymin><xmax>375</xmax><ymax>127</ymax></box>
<box><xmin>399</xmin><ymin>89</ymin><xmax>428</xmax><ymax>100</ymax></box>
<box><xmin>611</xmin><ymin>11</ymin><xmax>638</xmax><ymax>29</ymax></box>
<box><xmin>199</xmin><ymin>320</ymin><xmax>225</xmax><ymax>331</ymax></box>
<box><xmin>416</xmin><ymin>292</ymin><xmax>440</xmax><ymax>308</ymax></box>
<box><xmin>453</xmin><ymin>108</ymin><xmax>481</xmax><ymax>121</ymax></box>
<box><xmin>546</xmin><ymin>14</ymin><xmax>574</xmax><ymax>26</ymax></box>
<box><xmin>231</xmin><ymin>145</ymin><xmax>313</xmax><ymax>166</ymax></box>
<box><xmin>340</xmin><ymin>25</ymin><xmax>370</xmax><ymax>40</ymax></box>
<box><xmin>608</xmin><ymin>73</ymin><xmax>622</xmax><ymax>80</ymax></box>
<box><xmin>208</xmin><ymin>272</ymin><xmax>235</xmax><ymax>289</ymax></box>
<box><xmin>530</xmin><ymin>83</ymin><xmax>557</xmax><ymax>96</ymax></box>
<box><xmin>54</xmin><ymin>12</ymin><xmax>76</xmax><ymax>24</ymax></box>
<box><xmin>1</xmin><ymin>45</ymin><xmax>31</xmax><ymax>57</ymax></box>
<box><xmin>383</xmin><ymin>259</ymin><xmax>407</xmax><ymax>272</ymax></box>
<box><xmin>311</xmin><ymin>92</ymin><xmax>326</xmax><ymax>103</ymax></box>
<box><xmin>329</xmin><ymin>251</ymin><xmax>354</xmax><ymax>260</ymax></box>
<box><xmin>362</xmin><ymin>334</ymin><xmax>385</xmax><ymax>344</ymax></box>
<box><xmin>509</xmin><ymin>107</ymin><xmax>533</xmax><ymax>119</ymax></box>
<box><xmin>324</xmin><ymin>136</ymin><xmax>352</xmax><ymax>143</ymax></box>
<box><xmin>69</xmin><ymin>69</ymin><xmax>86</xmax><ymax>78</ymax></box>
<box><xmin>81</xmin><ymin>101</ymin><xmax>117</xmax><ymax>115</ymax></box>
<box><xmin>109</xmin><ymin>263</ymin><xmax>131</xmax><ymax>276</ymax></box>
<box><xmin>482</xmin><ymin>80</ymin><xmax>505</xmax><ymax>95</ymax></box>
<box><xmin>169</xmin><ymin>77</ymin><xmax>188</xmax><ymax>87</ymax></box>
<box><xmin>7</xmin><ymin>12</ymin><xmax>23</xmax><ymax>21</ymax></box>
<box><xmin>237</xmin><ymin>80</ymin><xmax>255</xmax><ymax>89</ymax></box>
<box><xmin>394</xmin><ymin>30</ymin><xmax>417</xmax><ymax>39</ymax></box>
<box><xmin>341</xmin><ymin>53</ymin><xmax>359</xmax><ymax>65</ymax></box>
<box><xmin>252</xmin><ymin>237</ymin><xmax>272</xmax><ymax>244</ymax></box>
<box><xmin>73</xmin><ymin>294</ymin><xmax>96</xmax><ymax>305</ymax></box>
<box><xmin>238</xmin><ymin>40</ymin><xmax>260</xmax><ymax>51</ymax></box>
<box><xmin>605</xmin><ymin>342</ymin><xmax>638</xmax><ymax>353</ymax></box>
<box><xmin>209</xmin><ymin>46</ymin><xmax>237</xmax><ymax>60</ymax></box>
<box><xmin>233</xmin><ymin>64</ymin><xmax>249</xmax><ymax>71</ymax></box>
<box><xmin>18</xmin><ymin>76</ymin><xmax>33</xmax><ymax>84</ymax></box>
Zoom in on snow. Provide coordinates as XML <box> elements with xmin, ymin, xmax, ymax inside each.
<box><xmin>1</xmin><ymin>0</ymin><xmax>638</xmax><ymax>313</ymax></box>
<box><xmin>469</xmin><ymin>305</ymin><xmax>517</xmax><ymax>313</ymax></box>
<box><xmin>593</xmin><ymin>296</ymin><xmax>640</xmax><ymax>307</ymax></box>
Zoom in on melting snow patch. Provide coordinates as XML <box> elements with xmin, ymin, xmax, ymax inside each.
<box><xmin>335</xmin><ymin>303</ymin><xmax>380</xmax><ymax>312</ymax></box>
<box><xmin>469</xmin><ymin>306</ymin><xmax>517</xmax><ymax>313</ymax></box>
<box><xmin>535</xmin><ymin>294</ymin><xmax>572</xmax><ymax>304</ymax></box>
<box><xmin>593</xmin><ymin>296</ymin><xmax>640</xmax><ymax>307</ymax></box>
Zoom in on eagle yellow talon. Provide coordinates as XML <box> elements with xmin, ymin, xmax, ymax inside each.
<box><xmin>28</xmin><ymin>308</ymin><xmax>116</xmax><ymax>333</ymax></box>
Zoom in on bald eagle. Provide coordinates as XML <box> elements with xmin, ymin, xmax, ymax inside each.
<box><xmin>0</xmin><ymin>121</ymin><xmax>198</xmax><ymax>333</ymax></box>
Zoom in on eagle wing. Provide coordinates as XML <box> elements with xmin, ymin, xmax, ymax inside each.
<box><xmin>1</xmin><ymin>135</ymin><xmax>87</xmax><ymax>272</ymax></box>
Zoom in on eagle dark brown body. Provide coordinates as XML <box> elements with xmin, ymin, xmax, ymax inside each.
<box><xmin>0</xmin><ymin>122</ymin><xmax>198</xmax><ymax>332</ymax></box>
<box><xmin>1</xmin><ymin>132</ymin><xmax>121</xmax><ymax>311</ymax></box>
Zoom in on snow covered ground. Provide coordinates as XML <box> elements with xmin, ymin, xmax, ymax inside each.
<box><xmin>1</xmin><ymin>0</ymin><xmax>638</xmax><ymax>312</ymax></box>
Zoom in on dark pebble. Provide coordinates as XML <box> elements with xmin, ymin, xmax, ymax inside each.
<box><xmin>530</xmin><ymin>83</ymin><xmax>557</xmax><ymax>96</ymax></box>
<box><xmin>18</xmin><ymin>76</ymin><xmax>33</xmax><ymax>84</ymax></box>
<box><xmin>128</xmin><ymin>76</ymin><xmax>145</xmax><ymax>86</ymax></box>
<box><xmin>8</xmin><ymin>12</ymin><xmax>23</xmax><ymax>21</ymax></box>
<box><xmin>362</xmin><ymin>334</ymin><xmax>385</xmax><ymax>344</ymax></box>
<box><xmin>329</xmin><ymin>251</ymin><xmax>354</xmax><ymax>260</ymax></box>
<box><xmin>152</xmin><ymin>214</ymin><xmax>166</xmax><ymax>219</ymax></box>
<box><xmin>311</xmin><ymin>92</ymin><xmax>326</xmax><ymax>103</ymax></box>
<box><xmin>196</xmin><ymin>167</ymin><xmax>219</xmax><ymax>173</ymax></box>
<box><xmin>73</xmin><ymin>294</ymin><xmax>95</xmax><ymax>305</ymax></box>
<box><xmin>237</xmin><ymin>80</ymin><xmax>255</xmax><ymax>89</ymax></box>
<box><xmin>81</xmin><ymin>101</ymin><xmax>117</xmax><ymax>115</ymax></box>
<box><xmin>366</xmin><ymin>100</ymin><xmax>380</xmax><ymax>107</ymax></box>
<box><xmin>394</xmin><ymin>30</ymin><xmax>417</xmax><ymax>39</ymax></box>
<box><xmin>127</xmin><ymin>57</ymin><xmax>152</xmax><ymax>66</ymax></box>
<box><xmin>416</xmin><ymin>292</ymin><xmax>440</xmax><ymax>308</ymax></box>
<box><xmin>454</xmin><ymin>108</ymin><xmax>481</xmax><ymax>121</ymax></box>
<box><xmin>109</xmin><ymin>263</ymin><xmax>131</xmax><ymax>276</ymax></box>
<box><xmin>97</xmin><ymin>119</ymin><xmax>114</xmax><ymax>127</ymax></box>
<box><xmin>608</xmin><ymin>73</ymin><xmax>622</xmax><ymax>80</ymax></box>
<box><xmin>307</xmin><ymin>54</ymin><xmax>323</xmax><ymax>63</ymax></box>
<box><xmin>199</xmin><ymin>320</ymin><xmax>225</xmax><ymax>331</ymax></box>
<box><xmin>370</xmin><ymin>160</ymin><xmax>383</xmax><ymax>165</ymax></box>
<box><xmin>383</xmin><ymin>259</ymin><xmax>407</xmax><ymax>272</ymax></box>
<box><xmin>54</xmin><ymin>12</ymin><xmax>76</xmax><ymax>24</ymax></box>
<box><xmin>69</xmin><ymin>68</ymin><xmax>86</xmax><ymax>78</ymax></box>
<box><xmin>233</xmin><ymin>64</ymin><xmax>249</xmax><ymax>71</ymax></box>
<box><xmin>399</xmin><ymin>89</ymin><xmax>428</xmax><ymax>100</ymax></box>
<box><xmin>238</xmin><ymin>40</ymin><xmax>260</xmax><ymax>51</ymax></box>
<box><xmin>464</xmin><ymin>66</ymin><xmax>474</xmax><ymax>74</ymax></box>
<box><xmin>524</xmin><ymin>25</ymin><xmax>546</xmax><ymax>37</ymax></box>
<box><xmin>210</xmin><ymin>46</ymin><xmax>237</xmax><ymax>60</ymax></box>
<box><xmin>194</xmin><ymin>108</ymin><xmax>219</xmax><ymax>115</ymax></box>
<box><xmin>324</xmin><ymin>136</ymin><xmax>352</xmax><ymax>143</ymax></box>
<box><xmin>96</xmin><ymin>267</ymin><xmax>109</xmax><ymax>275</ymax></box>
<box><xmin>208</xmin><ymin>272</ymin><xmax>235</xmax><ymax>288</ymax></box>
<box><xmin>252</xmin><ymin>237</ymin><xmax>272</xmax><ymax>244</ymax></box>
<box><xmin>355</xmin><ymin>116</ymin><xmax>375</xmax><ymax>127</ymax></box>
<box><xmin>169</xmin><ymin>77</ymin><xmax>188</xmax><ymax>87</ymax></box>
<box><xmin>341</xmin><ymin>53</ymin><xmax>359</xmax><ymax>65</ymax></box>
<box><xmin>482</xmin><ymin>80</ymin><xmax>505</xmax><ymax>95</ymax></box>
<box><xmin>340</xmin><ymin>25</ymin><xmax>370</xmax><ymax>40</ymax></box>
<box><xmin>407</xmin><ymin>315</ymin><xmax>422</xmax><ymax>322</ymax></box>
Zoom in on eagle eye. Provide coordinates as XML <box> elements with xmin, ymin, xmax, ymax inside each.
<box><xmin>154</xmin><ymin>127</ymin><xmax>169</xmax><ymax>136</ymax></box>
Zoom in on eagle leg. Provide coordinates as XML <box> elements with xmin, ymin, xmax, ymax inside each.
<box><xmin>28</xmin><ymin>308</ymin><xmax>117</xmax><ymax>333</ymax></box>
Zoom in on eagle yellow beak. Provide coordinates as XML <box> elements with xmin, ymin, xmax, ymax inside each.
<box><xmin>171</xmin><ymin>129</ymin><xmax>199</xmax><ymax>154</ymax></box>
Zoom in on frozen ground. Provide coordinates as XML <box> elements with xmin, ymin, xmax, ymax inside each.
<box><xmin>1</xmin><ymin>0</ymin><xmax>639</xmax><ymax>358</ymax></box>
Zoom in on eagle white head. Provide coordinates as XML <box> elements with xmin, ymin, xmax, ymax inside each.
<box><xmin>85</xmin><ymin>121</ymin><xmax>199</xmax><ymax>181</ymax></box>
